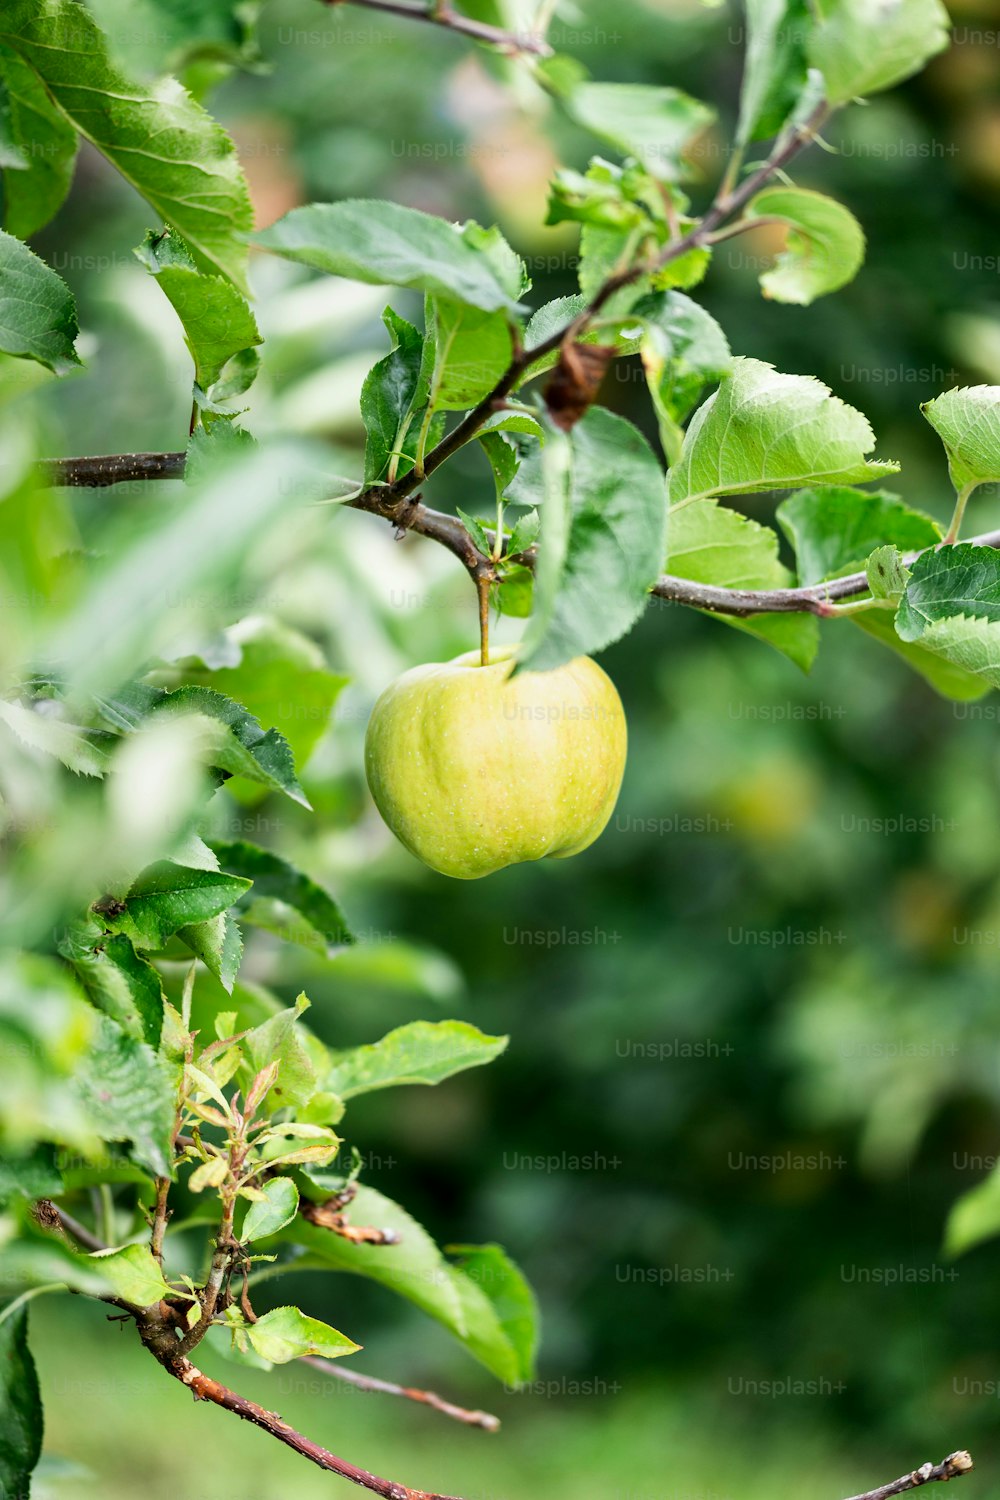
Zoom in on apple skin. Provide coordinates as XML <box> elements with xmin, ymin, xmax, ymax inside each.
<box><xmin>364</xmin><ymin>645</ymin><xmax>627</xmax><ymax>879</ymax></box>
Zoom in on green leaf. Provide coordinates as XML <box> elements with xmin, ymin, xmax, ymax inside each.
<box><xmin>735</xmin><ymin>0</ymin><xmax>810</xmax><ymax>146</ymax></box>
<box><xmin>361</xmin><ymin>306</ymin><xmax>426</xmax><ymax>484</ymax></box>
<box><xmin>173</xmin><ymin>615</ymin><xmax>348</xmax><ymax>775</ymax></box>
<box><xmin>0</xmin><ymin>41</ymin><xmax>78</xmax><ymax>237</ymax></box>
<box><xmin>425</xmin><ymin>296</ymin><xmax>514</xmax><ymax>412</ymax></box>
<box><xmin>808</xmin><ymin>0</ymin><xmax>950</xmax><ymax>104</ymax></box>
<box><xmin>478</xmin><ymin>430</ymin><xmax>521</xmax><ymax>502</ymax></box>
<box><xmin>0</xmin><ymin>955</ymin><xmax>98</xmax><ymax>1159</ymax></box>
<box><xmin>519</xmin><ymin>407</ymin><xmax>668</xmax><ymax>672</ymax></box>
<box><xmin>776</xmin><ymin>485</ymin><xmax>940</xmax><ymax>584</ymax></box>
<box><xmin>93</xmin><ymin>860</ymin><xmax>251</xmax><ymax>951</ymax></box>
<box><xmin>255</xmin><ymin>201</ymin><xmax>523</xmax><ymax>312</ymax></box>
<box><xmin>326</xmin><ymin>1021</ymin><xmax>508</xmax><ymax>1101</ymax></box>
<box><xmin>635</xmin><ymin>289</ymin><xmax>731</xmax><ymax>463</ymax></box>
<box><xmin>241</xmin><ymin>994</ymin><xmax>320</xmax><ymax>1111</ymax></box>
<box><xmin>242</xmin><ymin>1177</ymin><xmax>299</xmax><ymax>1243</ymax></box>
<box><xmin>743</xmin><ymin>187</ymin><xmax>866</xmax><ymax>305</ymax></box>
<box><xmin>280</xmin><ymin>1183</ymin><xmax>503</xmax><ymax>1376</ymax></box>
<box><xmin>0</xmin><ymin>699</ymin><xmax>107</xmax><ymax>776</ymax></box>
<box><xmin>522</xmin><ymin>292</ymin><xmax>642</xmax><ymax>380</ymax></box>
<box><xmin>178</xmin><ymin>912</ymin><xmax>242</xmax><ymax>995</ymax></box>
<box><xmin>456</xmin><ymin>508</ymin><xmax>493</xmax><ymax>558</ymax></box>
<box><xmin>447</xmin><ymin>1244</ymin><xmax>538</xmax><ymax>1385</ymax></box>
<box><xmin>0</xmin><ymin>230</ymin><xmax>79</xmax><ymax>373</ymax></box>
<box><xmin>246</xmin><ymin>1305</ymin><xmax>359</xmax><ymax>1364</ymax></box>
<box><xmin>89</xmin><ymin>1244</ymin><xmax>174</xmax><ymax>1308</ymax></box>
<box><xmin>893</xmin><ymin>545</ymin><xmax>1000</xmax><ymax>692</ymax></box>
<box><xmin>557</xmin><ymin>79</ymin><xmax>715</xmax><ymax>182</ymax></box>
<box><xmin>666</xmin><ymin>499</ymin><xmax>818</xmax><ymax>670</ymax></box>
<box><xmin>945</xmin><ymin>1169</ymin><xmax>1000</xmax><ymax>1258</ymax></box>
<box><xmin>146</xmin><ymin>685</ymin><xmax>311</xmax><ymax>807</ymax></box>
<box><xmin>854</xmin><ymin>610</ymin><xmax>991</xmax><ymax>702</ymax></box>
<box><xmin>921</xmin><ymin>385</ymin><xmax>1000</xmax><ymax>494</ymax></box>
<box><xmin>135</xmin><ymin>228</ymin><xmax>261</xmax><ymax>392</ymax></box>
<box><xmin>0</xmin><ymin>1307</ymin><xmax>42</xmax><ymax>1500</ymax></box>
<box><xmin>73</xmin><ymin>1015</ymin><xmax>177</xmax><ymax>1177</ymax></box>
<box><xmin>62</xmin><ymin>928</ymin><xmax>165</xmax><ymax>1047</ymax></box>
<box><xmin>668</xmin><ymin>358</ymin><xmax>899</xmax><ymax>505</ymax></box>
<box><xmin>209</xmin><ymin>841</ymin><xmax>354</xmax><ymax>956</ymax></box>
<box><xmin>0</xmin><ymin>1146</ymin><xmax>62</xmax><ymax>1208</ymax></box>
<box><xmin>0</xmin><ymin>0</ymin><xmax>253</xmax><ymax>290</ymax></box>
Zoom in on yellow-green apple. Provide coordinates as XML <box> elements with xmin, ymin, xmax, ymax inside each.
<box><xmin>364</xmin><ymin>645</ymin><xmax>627</xmax><ymax>879</ymax></box>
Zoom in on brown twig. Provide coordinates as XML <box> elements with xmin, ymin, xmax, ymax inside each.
<box><xmin>843</xmin><ymin>1452</ymin><xmax>974</xmax><ymax>1500</ymax></box>
<box><xmin>300</xmin><ymin>1354</ymin><xmax>500</xmax><ymax>1432</ymax></box>
<box><xmin>135</xmin><ymin>1315</ymin><xmax>469</xmax><ymax>1500</ymax></box>
<box><xmin>322</xmin><ymin>0</ymin><xmax>552</xmax><ymax>55</ymax></box>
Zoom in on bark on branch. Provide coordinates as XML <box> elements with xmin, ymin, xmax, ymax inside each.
<box><xmin>843</xmin><ymin>1452</ymin><xmax>974</xmax><ymax>1500</ymax></box>
<box><xmin>321</xmin><ymin>0</ymin><xmax>552</xmax><ymax>55</ymax></box>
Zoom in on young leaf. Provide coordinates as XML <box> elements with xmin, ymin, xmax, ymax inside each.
<box><xmin>361</xmin><ymin>307</ymin><xmax>426</xmax><ymax>484</ymax></box>
<box><xmin>93</xmin><ymin>861</ymin><xmax>252</xmax><ymax>951</ymax></box>
<box><xmin>921</xmin><ymin>386</ymin><xmax>1000</xmax><ymax>493</ymax></box>
<box><xmin>325</xmin><ymin>1021</ymin><xmax>508</xmax><ymax>1101</ymax></box>
<box><xmin>668</xmin><ymin>358</ymin><xmax>899</xmax><ymax>505</ymax></box>
<box><xmin>666</xmin><ymin>499</ymin><xmax>818</xmax><ymax>670</ymax></box>
<box><xmin>519</xmin><ymin>407</ymin><xmax>668</xmax><ymax>672</ymax></box>
<box><xmin>255</xmin><ymin>201</ymin><xmax>523</xmax><ymax>312</ymax></box>
<box><xmin>456</xmin><ymin>508</ymin><xmax>494</xmax><ymax>558</ymax></box>
<box><xmin>446</xmin><ymin>1244</ymin><xmax>539</xmax><ymax>1385</ymax></box>
<box><xmin>135</xmin><ymin>228</ymin><xmax>261</xmax><ymax>392</ymax></box>
<box><xmin>0</xmin><ymin>0</ymin><xmax>253</xmax><ymax>290</ymax></box>
<box><xmin>241</xmin><ymin>994</ymin><xmax>321</xmax><ymax>1111</ymax></box>
<box><xmin>808</xmin><ymin>0</ymin><xmax>950</xmax><ymax>104</ymax></box>
<box><xmin>735</xmin><ymin>0</ymin><xmax>810</xmax><ymax>147</ymax></box>
<box><xmin>776</xmin><ymin>486</ymin><xmax>940</xmax><ymax>584</ymax></box>
<box><xmin>0</xmin><ymin>1307</ymin><xmax>42</xmax><ymax>1500</ymax></box>
<box><xmin>478</xmin><ymin>430</ymin><xmax>520</xmax><ymax>502</ymax></box>
<box><xmin>556</xmin><ymin>78</ymin><xmax>715</xmax><ymax>183</ymax></box>
<box><xmin>865</xmin><ymin>545</ymin><xmax>909</xmax><ymax>602</ymax></box>
<box><xmin>89</xmin><ymin>1244</ymin><xmax>175</xmax><ymax>1308</ymax></box>
<box><xmin>242</xmin><ymin>1177</ymin><xmax>299</xmax><ymax>1243</ymax></box>
<box><xmin>743</xmin><ymin>187</ymin><xmax>866</xmax><ymax>305</ymax></box>
<box><xmin>73</xmin><ymin>1015</ymin><xmax>177</xmax><ymax>1177</ymax></box>
<box><xmin>945</xmin><ymin>1167</ymin><xmax>1000</xmax><ymax>1258</ymax></box>
<box><xmin>0</xmin><ymin>41</ymin><xmax>78</xmax><ymax>238</ymax></box>
<box><xmin>209</xmin><ymin>840</ymin><xmax>354</xmax><ymax>955</ymax></box>
<box><xmin>246</xmin><ymin>1305</ymin><xmax>360</xmax><ymax>1364</ymax></box>
<box><xmin>0</xmin><ymin>230</ymin><xmax>79</xmax><ymax>373</ymax></box>
<box><xmin>894</xmin><ymin>545</ymin><xmax>1000</xmax><ymax>691</ymax></box>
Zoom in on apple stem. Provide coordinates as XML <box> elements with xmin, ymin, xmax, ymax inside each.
<box><xmin>476</xmin><ymin>572</ymin><xmax>491</xmax><ymax>666</ymax></box>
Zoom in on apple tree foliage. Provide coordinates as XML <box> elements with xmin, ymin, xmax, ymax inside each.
<box><xmin>0</xmin><ymin>0</ymin><xmax>996</xmax><ymax>1495</ymax></box>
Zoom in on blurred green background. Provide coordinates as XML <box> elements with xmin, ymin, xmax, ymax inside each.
<box><xmin>19</xmin><ymin>0</ymin><xmax>1000</xmax><ymax>1496</ymax></box>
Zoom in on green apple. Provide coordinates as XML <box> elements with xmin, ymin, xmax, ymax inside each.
<box><xmin>364</xmin><ymin>645</ymin><xmax>627</xmax><ymax>879</ymax></box>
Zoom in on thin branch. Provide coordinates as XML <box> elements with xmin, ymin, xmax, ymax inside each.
<box><xmin>842</xmin><ymin>1452</ymin><xmax>974</xmax><ymax>1500</ymax></box>
<box><xmin>36</xmin><ymin>448</ymin><xmax>1000</xmax><ymax>618</ymax></box>
<box><xmin>138</xmin><ymin>1327</ymin><xmax>470</xmax><ymax>1500</ymax></box>
<box><xmin>42</xmin><ymin>1201</ymin><xmax>108</xmax><ymax>1253</ymax></box>
<box><xmin>322</xmin><ymin>0</ymin><xmax>552</xmax><ymax>55</ymax></box>
<box><xmin>300</xmin><ymin>1354</ymin><xmax>500</xmax><ymax>1432</ymax></box>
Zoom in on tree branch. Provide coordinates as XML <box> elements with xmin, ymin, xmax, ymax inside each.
<box><xmin>842</xmin><ymin>1452</ymin><xmax>974</xmax><ymax>1500</ymax></box>
<box><xmin>35</xmin><ymin>447</ymin><xmax>1000</xmax><ymax>618</ymax></box>
<box><xmin>137</xmin><ymin>1320</ymin><xmax>471</xmax><ymax>1500</ymax></box>
<box><xmin>300</xmin><ymin>1354</ymin><xmax>500</xmax><ymax>1432</ymax></box>
<box><xmin>322</xmin><ymin>0</ymin><xmax>552</xmax><ymax>55</ymax></box>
